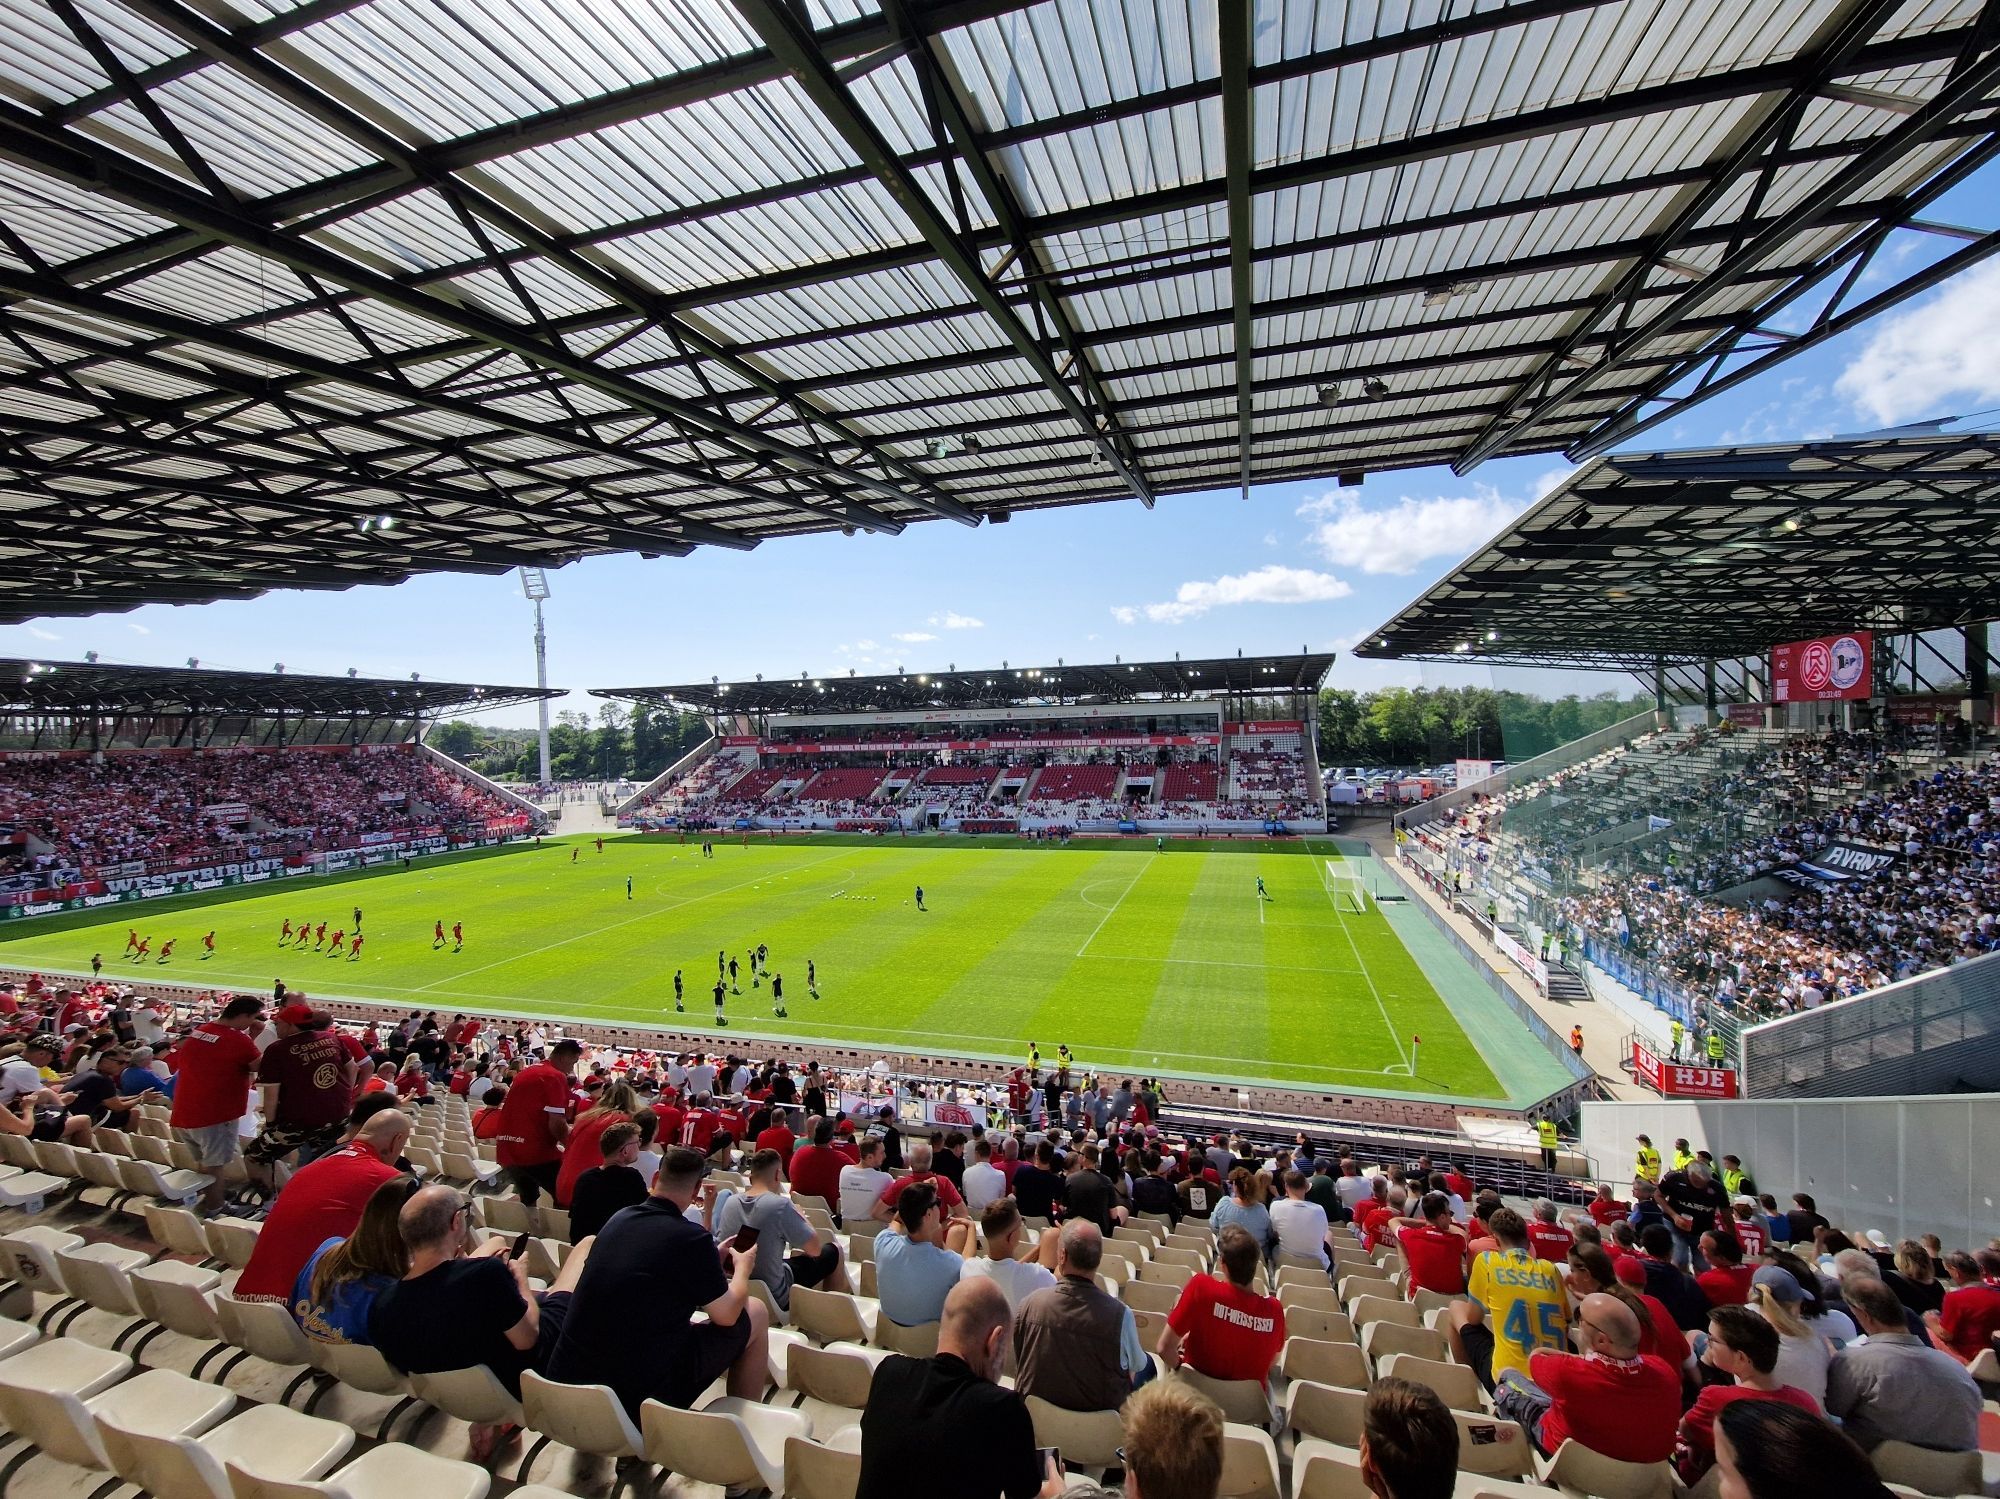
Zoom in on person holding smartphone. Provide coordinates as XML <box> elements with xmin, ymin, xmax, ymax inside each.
<box><xmin>708</xmin><ymin>1148</ymin><xmax>849</xmax><ymax>1312</ymax></box>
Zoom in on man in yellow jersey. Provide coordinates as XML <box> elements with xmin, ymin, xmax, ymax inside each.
<box><xmin>1444</xmin><ymin>1207</ymin><xmax>1570</xmax><ymax>1392</ymax></box>
<box><xmin>1671</xmin><ymin>1139</ymin><xmax>1695</xmax><ymax>1172</ymax></box>
<box><xmin>1634</xmin><ymin>1134</ymin><xmax>1662</xmax><ymax>1182</ymax></box>
<box><xmin>1706</xmin><ymin>1030</ymin><xmax>1726</xmax><ymax>1065</ymax></box>
<box><xmin>1537</xmin><ymin>1118</ymin><xmax>1559</xmax><ymax>1173</ymax></box>
<box><xmin>1669</xmin><ymin>1019</ymin><xmax>1685</xmax><ymax>1061</ymax></box>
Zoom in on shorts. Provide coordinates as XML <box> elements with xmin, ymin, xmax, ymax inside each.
<box><xmin>532</xmin><ymin>1290</ymin><xmax>572</xmax><ymax>1368</ymax></box>
<box><xmin>653</xmin><ymin>1315</ymin><xmax>753</xmax><ymax>1410</ymax></box>
<box><xmin>29</xmin><ymin>1112</ymin><xmax>67</xmax><ymax>1143</ymax></box>
<box><xmin>786</xmin><ymin>1243</ymin><xmax>841</xmax><ymax>1292</ymax></box>
<box><xmin>1460</xmin><ymin>1321</ymin><xmax>1496</xmax><ymax>1390</ymax></box>
<box><xmin>245</xmin><ymin>1121</ymin><xmax>342</xmax><ymax>1166</ymax></box>
<box><xmin>178</xmin><ymin>1121</ymin><xmax>244</xmax><ymax>1169</ymax></box>
<box><xmin>503</xmin><ymin>1160</ymin><xmax>561</xmax><ymax>1205</ymax></box>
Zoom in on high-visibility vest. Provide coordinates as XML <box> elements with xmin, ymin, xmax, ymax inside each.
<box><xmin>1670</xmin><ymin>1021</ymin><xmax>1684</xmax><ymax>1046</ymax></box>
<box><xmin>1707</xmin><ymin>1033</ymin><xmax>1726</xmax><ymax>1061</ymax></box>
<box><xmin>1672</xmin><ymin>1149</ymin><xmax>1695</xmax><ymax>1171</ymax></box>
<box><xmin>1722</xmin><ymin>1167</ymin><xmax>1748</xmax><ymax>1195</ymax></box>
<box><xmin>1636</xmin><ymin>1147</ymin><xmax>1661</xmax><ymax>1180</ymax></box>
<box><xmin>1537</xmin><ymin>1120</ymin><xmax>1558</xmax><ymax>1149</ymax></box>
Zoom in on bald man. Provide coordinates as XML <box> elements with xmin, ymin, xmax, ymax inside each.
<box><xmin>1013</xmin><ymin>1219</ymin><xmax>1153</xmax><ymax>1413</ymax></box>
<box><xmin>857</xmin><ymin>1278</ymin><xmax>1063</xmax><ymax>1499</ymax></box>
<box><xmin>1492</xmin><ymin>1291</ymin><xmax>1680</xmax><ymax>1463</ymax></box>
<box><xmin>234</xmin><ymin>1108</ymin><xmax>414</xmax><ymax>1303</ymax></box>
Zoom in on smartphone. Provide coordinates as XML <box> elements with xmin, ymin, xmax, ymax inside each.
<box><xmin>732</xmin><ymin>1224</ymin><xmax>762</xmax><ymax>1253</ymax></box>
<box><xmin>1037</xmin><ymin>1447</ymin><xmax>1062</xmax><ymax>1475</ymax></box>
<box><xmin>509</xmin><ymin>1231</ymin><xmax>531</xmax><ymax>1260</ymax></box>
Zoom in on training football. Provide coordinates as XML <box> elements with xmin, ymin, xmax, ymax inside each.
<box><xmin>0</xmin><ymin>833</ymin><xmax>1504</xmax><ymax>1098</ymax></box>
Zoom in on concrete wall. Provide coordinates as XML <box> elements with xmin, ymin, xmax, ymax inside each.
<box><xmin>1579</xmin><ymin>1093</ymin><xmax>1999</xmax><ymax>1247</ymax></box>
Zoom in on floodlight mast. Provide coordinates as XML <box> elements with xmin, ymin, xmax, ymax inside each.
<box><xmin>518</xmin><ymin>568</ymin><xmax>552</xmax><ymax>786</ymax></box>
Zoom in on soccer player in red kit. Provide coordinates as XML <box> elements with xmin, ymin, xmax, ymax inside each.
<box><xmin>452</xmin><ymin>921</ymin><xmax>463</xmax><ymax>951</ymax></box>
<box><xmin>314</xmin><ymin>922</ymin><xmax>327</xmax><ymax>948</ymax></box>
<box><xmin>201</xmin><ymin>931</ymin><xmax>216</xmax><ymax>959</ymax></box>
<box><xmin>125</xmin><ymin>930</ymin><xmax>141</xmax><ymax>954</ymax></box>
<box><xmin>433</xmin><ymin>920</ymin><xmax>445</xmax><ymax>948</ymax></box>
<box><xmin>327</xmin><ymin>930</ymin><xmax>345</xmax><ymax>954</ymax></box>
<box><xmin>348</xmin><ymin>933</ymin><xmax>364</xmax><ymax>960</ymax></box>
<box><xmin>157</xmin><ymin>938</ymin><xmax>175</xmax><ymax>963</ymax></box>
<box><xmin>280</xmin><ymin>919</ymin><xmax>292</xmax><ymax>944</ymax></box>
<box><xmin>134</xmin><ymin>936</ymin><xmax>150</xmax><ymax>960</ymax></box>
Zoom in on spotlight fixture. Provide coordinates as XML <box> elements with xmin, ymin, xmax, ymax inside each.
<box><xmin>84</xmin><ymin>651</ymin><xmax>98</xmax><ymax>663</ymax></box>
<box><xmin>1362</xmin><ymin>377</ymin><xmax>1389</xmax><ymax>399</ymax></box>
<box><xmin>186</xmin><ymin>658</ymin><xmax>199</xmax><ymax>669</ymax></box>
<box><xmin>960</xmin><ymin>434</ymin><xmax>982</xmax><ymax>453</ymax></box>
<box><xmin>1421</xmin><ymin>280</ymin><xmax>1471</xmax><ymax>307</ymax></box>
<box><xmin>926</xmin><ymin>438</ymin><xmax>950</xmax><ymax>460</ymax></box>
<box><xmin>1316</xmin><ymin>383</ymin><xmax>1341</xmax><ymax>408</ymax></box>
<box><xmin>347</xmin><ymin>667</ymin><xmax>358</xmax><ymax>678</ymax></box>
<box><xmin>410</xmin><ymin>673</ymin><xmax>420</xmax><ymax>683</ymax></box>
<box><xmin>273</xmin><ymin>663</ymin><xmax>284</xmax><ymax>673</ymax></box>
<box><xmin>1337</xmin><ymin>471</ymin><xmax>1363</xmax><ymax>488</ymax></box>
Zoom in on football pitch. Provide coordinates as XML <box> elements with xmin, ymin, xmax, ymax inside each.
<box><xmin>0</xmin><ymin>835</ymin><xmax>1503</xmax><ymax>1097</ymax></box>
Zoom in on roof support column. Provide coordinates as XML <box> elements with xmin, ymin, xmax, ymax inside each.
<box><xmin>1966</xmin><ymin>621</ymin><xmax>1991</xmax><ymax>728</ymax></box>
<box><xmin>1653</xmin><ymin>657</ymin><xmax>1670</xmax><ymax>729</ymax></box>
<box><xmin>1704</xmin><ymin>659</ymin><xmax>1718</xmax><ymax>726</ymax></box>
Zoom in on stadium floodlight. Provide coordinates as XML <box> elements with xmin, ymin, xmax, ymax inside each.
<box><xmin>961</xmin><ymin>435</ymin><xmax>982</xmax><ymax>453</ymax></box>
<box><xmin>186</xmin><ymin>658</ymin><xmax>198</xmax><ymax>669</ymax></box>
<box><xmin>926</xmin><ymin>438</ymin><xmax>950</xmax><ymax>460</ymax></box>
<box><xmin>84</xmin><ymin>651</ymin><xmax>98</xmax><ymax>663</ymax></box>
<box><xmin>1316</xmin><ymin>383</ymin><xmax>1340</xmax><ymax>407</ymax></box>
<box><xmin>273</xmin><ymin>663</ymin><xmax>284</xmax><ymax>673</ymax></box>
<box><xmin>517</xmin><ymin>568</ymin><xmax>552</xmax><ymax>786</ymax></box>
<box><xmin>347</xmin><ymin>667</ymin><xmax>358</xmax><ymax>677</ymax></box>
<box><xmin>1363</xmin><ymin>377</ymin><xmax>1390</xmax><ymax>398</ymax></box>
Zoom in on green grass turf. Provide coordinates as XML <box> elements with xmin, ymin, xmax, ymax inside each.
<box><xmin>0</xmin><ymin>835</ymin><xmax>1502</xmax><ymax>1098</ymax></box>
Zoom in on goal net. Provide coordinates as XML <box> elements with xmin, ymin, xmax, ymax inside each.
<box><xmin>1323</xmin><ymin>859</ymin><xmax>1367</xmax><ymax>912</ymax></box>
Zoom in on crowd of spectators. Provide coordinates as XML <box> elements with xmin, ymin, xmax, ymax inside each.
<box><xmin>0</xmin><ymin>749</ymin><xmax>518</xmax><ymax>886</ymax></box>
<box><xmin>0</xmin><ymin>972</ymin><xmax>1993</xmax><ymax>1497</ymax></box>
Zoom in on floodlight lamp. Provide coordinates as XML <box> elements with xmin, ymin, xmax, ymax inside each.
<box><xmin>519</xmin><ymin>567</ymin><xmax>552</xmax><ymax>602</ymax></box>
<box><xmin>186</xmin><ymin>658</ymin><xmax>199</xmax><ymax>669</ymax></box>
<box><xmin>961</xmin><ymin>435</ymin><xmax>982</xmax><ymax>453</ymax></box>
<box><xmin>1486</xmin><ymin>629</ymin><xmax>1499</xmax><ymax>642</ymax></box>
<box><xmin>84</xmin><ymin>651</ymin><xmax>98</xmax><ymax>664</ymax></box>
<box><xmin>274</xmin><ymin>663</ymin><xmax>285</xmax><ymax>673</ymax></box>
<box><xmin>1362</xmin><ymin>377</ymin><xmax>1389</xmax><ymax>398</ymax></box>
<box><xmin>410</xmin><ymin>673</ymin><xmax>420</xmax><ymax>683</ymax></box>
<box><xmin>1316</xmin><ymin>383</ymin><xmax>1341</xmax><ymax>407</ymax></box>
<box><xmin>347</xmin><ymin>667</ymin><xmax>358</xmax><ymax>678</ymax></box>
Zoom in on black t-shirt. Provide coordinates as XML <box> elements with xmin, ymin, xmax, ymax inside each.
<box><xmin>802</xmin><ymin>1086</ymin><xmax>826</xmax><ymax>1117</ymax></box>
<box><xmin>856</xmin><ymin>1353</ymin><xmax>1042</xmax><ymax>1499</ymax></box>
<box><xmin>1639</xmin><ymin>1256</ymin><xmax>1713</xmax><ymax>1332</ymax></box>
<box><xmin>933</xmin><ymin>1149</ymin><xmax>964</xmax><ymax>1190</ymax></box>
<box><xmin>568</xmin><ymin>1164</ymin><xmax>648</xmax><ymax>1242</ymax></box>
<box><xmin>1786</xmin><ymin>1209</ymin><xmax>1830</xmax><ymax>1244</ymax></box>
<box><xmin>768</xmin><ymin>1075</ymin><xmax>797</xmax><ymax>1105</ymax></box>
<box><xmin>67</xmin><ymin>1072</ymin><xmax>118</xmax><ymax>1122</ymax></box>
<box><xmin>1131</xmin><ymin>1174</ymin><xmax>1179</xmax><ymax>1223</ymax></box>
<box><xmin>547</xmin><ymin>1196</ymin><xmax>729</xmax><ymax>1416</ymax></box>
<box><xmin>369</xmin><ymin>1256</ymin><xmax>532</xmax><ymax>1393</ymax></box>
<box><xmin>1657</xmin><ymin>1171</ymin><xmax>1728</xmax><ymax>1236</ymax></box>
<box><xmin>1010</xmin><ymin>1164</ymin><xmax>1061</xmax><ymax>1220</ymax></box>
<box><xmin>1061</xmin><ymin>1168</ymin><xmax>1117</xmax><ymax>1233</ymax></box>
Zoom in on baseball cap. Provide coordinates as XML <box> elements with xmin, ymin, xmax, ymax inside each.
<box><xmin>25</xmin><ymin>1034</ymin><xmax>58</xmax><ymax>1053</ymax></box>
<box><xmin>275</xmin><ymin>1003</ymin><xmax>315</xmax><ymax>1026</ymax></box>
<box><xmin>1863</xmin><ymin>1228</ymin><xmax>1891</xmax><ymax>1249</ymax></box>
<box><xmin>1752</xmin><ymin>1264</ymin><xmax>1807</xmax><ymax>1303</ymax></box>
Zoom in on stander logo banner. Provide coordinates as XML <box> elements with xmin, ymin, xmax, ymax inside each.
<box><xmin>1772</xmin><ymin>630</ymin><xmax>1872</xmax><ymax>702</ymax></box>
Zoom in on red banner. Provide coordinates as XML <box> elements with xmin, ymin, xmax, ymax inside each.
<box><xmin>1772</xmin><ymin>631</ymin><xmax>1872</xmax><ymax>703</ymax></box>
<box><xmin>1632</xmin><ymin>1042</ymin><xmax>1738</xmax><ymax>1099</ymax></box>
<box><xmin>1724</xmin><ymin>704</ymin><xmax>1764</xmax><ymax>726</ymax></box>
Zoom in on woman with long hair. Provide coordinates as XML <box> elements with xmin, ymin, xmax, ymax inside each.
<box><xmin>1714</xmin><ymin>1398</ymin><xmax>1892</xmax><ymax>1499</ymax></box>
<box><xmin>555</xmin><ymin>1078</ymin><xmax>640</xmax><ymax>1208</ymax></box>
<box><xmin>292</xmin><ymin>1174</ymin><xmax>417</xmax><ymax>1344</ymax></box>
<box><xmin>1747</xmin><ymin>1263</ymin><xmax>1835</xmax><ymax>1404</ymax></box>
<box><xmin>1210</xmin><ymin>1166</ymin><xmax>1275</xmax><ymax>1259</ymax></box>
<box><xmin>1886</xmin><ymin>1238</ymin><xmax>1944</xmax><ymax>1316</ymax></box>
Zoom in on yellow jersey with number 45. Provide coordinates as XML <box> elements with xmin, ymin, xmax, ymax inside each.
<box><xmin>1468</xmin><ymin>1246</ymin><xmax>1570</xmax><ymax>1383</ymax></box>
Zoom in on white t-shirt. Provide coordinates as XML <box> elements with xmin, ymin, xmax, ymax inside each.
<box><xmin>839</xmin><ymin>1164</ymin><xmax>894</xmax><ymax>1225</ymax></box>
<box><xmin>1335</xmin><ymin>1174</ymin><xmax>1374</xmax><ymax>1212</ymax></box>
<box><xmin>960</xmin><ymin>1254</ymin><xmax>1056</xmax><ymax>1311</ymax></box>
<box><xmin>1268</xmin><ymin>1197</ymin><xmax>1330</xmax><ymax>1263</ymax></box>
<box><xmin>0</xmin><ymin>1060</ymin><xmax>43</xmax><ymax>1107</ymax></box>
<box><xmin>131</xmin><ymin>1008</ymin><xmax>169</xmax><ymax>1045</ymax></box>
<box><xmin>686</xmin><ymin>1063</ymin><xmax>717</xmax><ymax>1097</ymax></box>
<box><xmin>962</xmin><ymin>1161</ymin><xmax>1008</xmax><ymax>1214</ymax></box>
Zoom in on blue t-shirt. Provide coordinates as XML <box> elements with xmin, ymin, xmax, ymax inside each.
<box><xmin>292</xmin><ymin>1237</ymin><xmax>393</xmax><ymax>1345</ymax></box>
<box><xmin>873</xmin><ymin>1229</ymin><xmax>963</xmax><ymax>1327</ymax></box>
<box><xmin>1211</xmin><ymin>1198</ymin><xmax>1272</xmax><ymax>1249</ymax></box>
<box><xmin>121</xmin><ymin>1066</ymin><xmax>173</xmax><ymax>1099</ymax></box>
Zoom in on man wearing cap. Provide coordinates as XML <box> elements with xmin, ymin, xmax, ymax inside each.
<box><xmin>246</xmin><ymin>1004</ymin><xmax>362</xmax><ymax>1197</ymax></box>
<box><xmin>168</xmin><ymin>995</ymin><xmax>266</xmax><ymax>1216</ymax></box>
<box><xmin>496</xmin><ymin>1036</ymin><xmax>580</xmax><ymax>1208</ymax></box>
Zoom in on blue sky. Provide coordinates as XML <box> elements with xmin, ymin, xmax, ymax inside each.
<box><xmin>7</xmin><ymin>171</ymin><xmax>1998</xmax><ymax>726</ymax></box>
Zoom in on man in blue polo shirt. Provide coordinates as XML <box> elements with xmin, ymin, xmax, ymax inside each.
<box><xmin>547</xmin><ymin>1146</ymin><xmax>770</xmax><ymax>1417</ymax></box>
<box><xmin>874</xmin><ymin>1180</ymin><xmax>975</xmax><ymax>1327</ymax></box>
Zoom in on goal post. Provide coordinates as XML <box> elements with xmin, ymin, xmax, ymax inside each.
<box><xmin>1323</xmin><ymin>858</ymin><xmax>1367</xmax><ymax>912</ymax></box>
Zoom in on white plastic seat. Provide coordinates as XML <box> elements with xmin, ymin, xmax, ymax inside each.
<box><xmin>0</xmin><ymin>1225</ymin><xmax>83</xmax><ymax>1297</ymax></box>
<box><xmin>1277</xmin><ymin>1337</ymin><xmax>1367</xmax><ymax>1391</ymax></box>
<box><xmin>1359</xmin><ymin>1319</ymin><xmax>1446</xmax><ymax>1369</ymax></box>
<box><xmin>309</xmin><ymin>1342</ymin><xmax>420</xmax><ymax>1439</ymax></box>
<box><xmin>517</xmin><ymin>1370</ymin><xmax>643</xmax><ymax>1484</ymax></box>
<box><xmin>1284</xmin><ymin>1380</ymin><xmax>1364</xmax><ymax>1446</ymax></box>
<box><xmin>53</xmin><ymin>1242</ymin><xmax>152</xmax><ymax>1341</ymax></box>
<box><xmin>1866</xmin><ymin>1441</ymin><xmax>1983</xmax><ymax>1498</ymax></box>
<box><xmin>1452</xmin><ymin>1410</ymin><xmax>1536</xmax><ymax>1480</ymax></box>
<box><xmin>1289</xmin><ymin>1436</ymin><xmax>1370</xmax><ymax>1499</ymax></box>
<box><xmin>1218</xmin><ymin>1422</ymin><xmax>1282</xmax><ymax>1499</ymax></box>
<box><xmin>1535</xmin><ymin>1438</ymin><xmax>1677</xmax><ymax>1499</ymax></box>
<box><xmin>0</xmin><ymin>1358</ymin><xmax>230</xmax><ymax>1487</ymax></box>
<box><xmin>0</xmin><ymin>1171</ymin><xmax>69</xmax><ymax>1214</ymax></box>
<box><xmin>103</xmin><ymin>1398</ymin><xmax>355</xmax><ymax>1499</ymax></box>
<box><xmin>213</xmin><ymin>1295</ymin><xmax>329</xmax><ymax>1405</ymax></box>
<box><xmin>227</xmin><ymin>1439</ymin><xmax>491</xmax><ymax>1499</ymax></box>
<box><xmin>477</xmin><ymin>1196</ymin><xmax>533</xmax><ymax>1235</ymax></box>
<box><xmin>1175</xmin><ymin>1366</ymin><xmax>1271</xmax><ymax>1427</ymax></box>
<box><xmin>871</xmin><ymin>1317</ymin><xmax>938</xmax><ymax>1357</ymax></box>
<box><xmin>1119</xmin><ymin>1278</ymin><xmax>1181</xmax><ymax>1314</ymax></box>
<box><xmin>0</xmin><ymin>1136</ymin><xmax>39</xmax><ymax>1172</ymax></box>
<box><xmin>790</xmin><ymin>1286</ymin><xmax>876</xmax><ymax>1346</ymax></box>
<box><xmin>0</xmin><ymin>1316</ymin><xmax>37</xmax><ymax>1364</ymax></box>
<box><xmin>406</xmin><ymin>1366</ymin><xmax>524</xmax><ymax>1433</ymax></box>
<box><xmin>1345</xmin><ymin>1292</ymin><xmax>1418</xmax><ymax>1328</ymax></box>
<box><xmin>1286</xmin><ymin>1307</ymin><xmax>1357</xmax><ymax>1346</ymax></box>
<box><xmin>1377</xmin><ymin>1351</ymin><xmax>1489</xmax><ymax>1413</ymax></box>
<box><xmin>118</xmin><ymin>1156</ymin><xmax>215</xmax><ymax>1207</ymax></box>
<box><xmin>1024</xmin><ymin>1397</ymin><xmax>1124</xmax><ymax>1470</ymax></box>
<box><xmin>77</xmin><ymin>1149</ymin><xmax>138</xmax><ymax>1205</ymax></box>
<box><xmin>143</xmin><ymin>1203</ymin><xmax>218</xmax><ymax>1261</ymax></box>
<box><xmin>781</xmin><ymin>1341</ymin><xmax>881</xmax><ymax>1439</ymax></box>
<box><xmin>128</xmin><ymin>1259</ymin><xmax>228</xmax><ymax>1367</ymax></box>
<box><xmin>782</xmin><ymin>1429</ymin><xmax>865</xmax><ymax>1499</ymax></box>
<box><xmin>205</xmin><ymin>1216</ymin><xmax>263</xmax><ymax>1269</ymax></box>
<box><xmin>1278</xmin><ymin>1284</ymin><xmax>1345</xmax><ymax>1316</ymax></box>
<box><xmin>642</xmin><ymin>1394</ymin><xmax>808</xmax><ymax>1495</ymax></box>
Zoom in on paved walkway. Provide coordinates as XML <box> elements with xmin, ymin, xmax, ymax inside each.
<box><xmin>1350</xmin><ymin>817</ymin><xmax>1648</xmax><ymax>1102</ymax></box>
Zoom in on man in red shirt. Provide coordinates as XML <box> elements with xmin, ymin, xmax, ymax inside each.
<box><xmin>872</xmin><ymin>1141</ymin><xmax>967</xmax><ymax>1223</ymax></box>
<box><xmin>1355</xmin><ymin>1178</ymin><xmax>1396</xmax><ymax>1253</ymax></box>
<box><xmin>787</xmin><ymin>1119</ymin><xmax>851</xmax><ymax>1206</ymax></box>
<box><xmin>1392</xmin><ymin>1190</ymin><xmax>1469</xmax><ymax>1299</ymax></box>
<box><xmin>679</xmin><ymin>1093</ymin><xmax>724</xmax><ymax>1153</ymax></box>
<box><xmin>1157</xmin><ymin>1224</ymin><xmax>1286</xmax><ymax>1386</ymax></box>
<box><xmin>233</xmin><ymin>1109</ymin><xmax>413</xmax><ymax>1302</ymax></box>
<box><xmin>1674</xmin><ymin>1305</ymin><xmax>1820</xmax><ymax>1483</ymax></box>
<box><xmin>1926</xmin><ymin>1248</ymin><xmax>2000</xmax><ymax>1364</ymax></box>
<box><xmin>1502</xmin><ymin>1293</ymin><xmax>1680</xmax><ymax>1462</ymax></box>
<box><xmin>1695</xmin><ymin>1232</ymin><xmax>1754</xmax><ymax>1306</ymax></box>
<box><xmin>495</xmin><ymin>1037</ymin><xmax>580</xmax><ymax>1207</ymax></box>
<box><xmin>651</xmin><ymin>1090</ymin><xmax>685</xmax><ymax>1147</ymax></box>
<box><xmin>1727</xmin><ymin>1200</ymin><xmax>1767</xmax><ymax>1260</ymax></box>
<box><xmin>1526</xmin><ymin>1201</ymin><xmax>1575</xmax><ymax>1264</ymax></box>
<box><xmin>1587</xmin><ymin>1184</ymin><xmax>1630</xmax><ymax>1227</ymax></box>
<box><xmin>753</xmin><ymin>1109</ymin><xmax>797</xmax><ymax>1170</ymax></box>
<box><xmin>169</xmin><ymin>995</ymin><xmax>266</xmax><ymax>1215</ymax></box>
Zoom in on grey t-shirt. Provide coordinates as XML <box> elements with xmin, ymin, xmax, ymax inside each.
<box><xmin>711</xmin><ymin>1189</ymin><xmax>815</xmax><ymax>1306</ymax></box>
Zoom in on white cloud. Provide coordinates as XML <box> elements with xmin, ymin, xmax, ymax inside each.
<box><xmin>1112</xmin><ymin>564</ymin><xmax>1351</xmax><ymax>625</ymax></box>
<box><xmin>928</xmin><ymin>611</ymin><xmax>984</xmax><ymax>630</ymax></box>
<box><xmin>1300</xmin><ymin>485</ymin><xmax>1528</xmax><ymax>574</ymax></box>
<box><xmin>26</xmin><ymin>627</ymin><xmax>59</xmax><ymax>641</ymax></box>
<box><xmin>891</xmin><ymin>631</ymin><xmax>937</xmax><ymax>643</ymax></box>
<box><xmin>1836</xmin><ymin>257</ymin><xmax>2000</xmax><ymax>424</ymax></box>
<box><xmin>126</xmin><ymin>623</ymin><xmax>150</xmax><ymax>635</ymax></box>
<box><xmin>854</xmin><ymin>639</ymin><xmax>877</xmax><ymax>651</ymax></box>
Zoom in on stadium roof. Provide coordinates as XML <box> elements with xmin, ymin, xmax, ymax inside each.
<box><xmin>1350</xmin><ymin>427</ymin><xmax>2000</xmax><ymax>671</ymax></box>
<box><xmin>0</xmin><ymin>659</ymin><xmax>557</xmax><ymax>717</ymax></box>
<box><xmin>597</xmin><ymin>651</ymin><xmax>1332</xmax><ymax>713</ymax></box>
<box><xmin>2</xmin><ymin>0</ymin><xmax>1999</xmax><ymax>624</ymax></box>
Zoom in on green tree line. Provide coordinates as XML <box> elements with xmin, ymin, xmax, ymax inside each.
<box><xmin>428</xmin><ymin>703</ymin><xmax>711</xmax><ymax>783</ymax></box>
<box><xmin>1316</xmin><ymin>686</ymin><xmax>1650</xmax><ymax>767</ymax></box>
